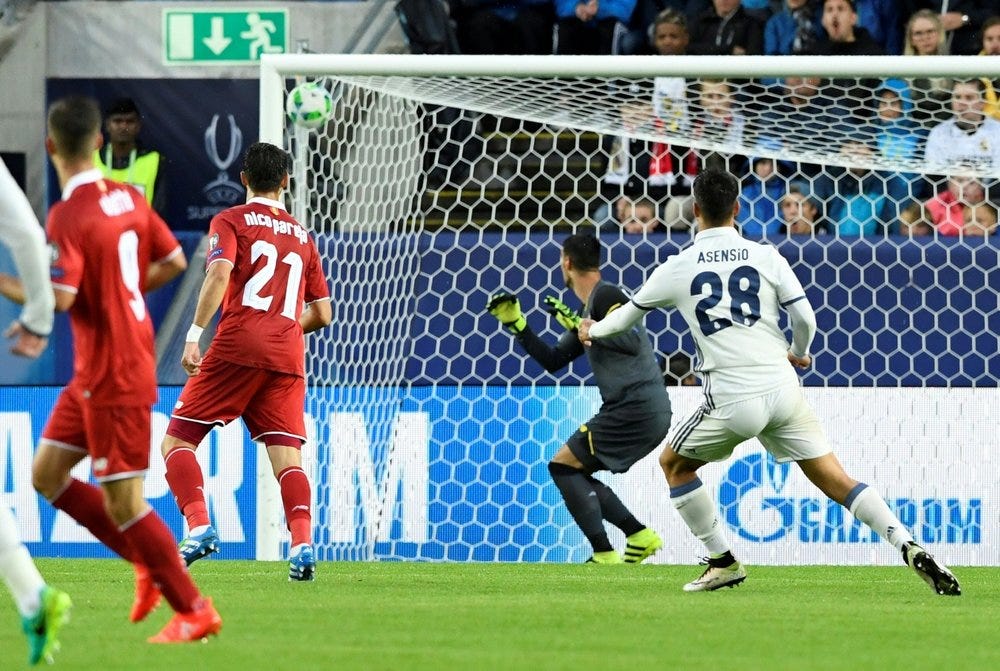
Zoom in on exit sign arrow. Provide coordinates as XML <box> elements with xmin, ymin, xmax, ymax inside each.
<box><xmin>202</xmin><ymin>17</ymin><xmax>232</xmax><ymax>55</ymax></box>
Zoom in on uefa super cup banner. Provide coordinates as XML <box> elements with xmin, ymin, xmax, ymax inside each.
<box><xmin>1</xmin><ymin>387</ymin><xmax>991</xmax><ymax>565</ymax></box>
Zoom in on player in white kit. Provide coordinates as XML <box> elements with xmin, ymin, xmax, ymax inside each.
<box><xmin>579</xmin><ymin>168</ymin><xmax>961</xmax><ymax>596</ymax></box>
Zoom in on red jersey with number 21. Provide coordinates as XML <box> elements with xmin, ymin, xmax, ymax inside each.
<box><xmin>47</xmin><ymin>170</ymin><xmax>181</xmax><ymax>407</ymax></box>
<box><xmin>205</xmin><ymin>197</ymin><xmax>329</xmax><ymax>377</ymax></box>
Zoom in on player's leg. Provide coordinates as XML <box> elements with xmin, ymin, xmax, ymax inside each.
<box><xmin>661</xmin><ymin>402</ymin><xmax>758</xmax><ymax>591</ymax></box>
<box><xmin>0</xmin><ymin>506</ymin><xmax>72</xmax><ymax>665</ymax></box>
<box><xmin>33</xmin><ymin>386</ymin><xmax>140</xmax><ymax>563</ymax></box>
<box><xmin>548</xmin><ymin>444</ymin><xmax>620</xmax><ymax>563</ymax></box>
<box><xmin>765</xmin><ymin>385</ymin><xmax>960</xmax><ymax>596</ymax></box>
<box><xmin>102</xmin><ymin>477</ymin><xmax>222</xmax><ymax>642</ymax></box>
<box><xmin>579</xmin><ymin>412</ymin><xmax>672</xmax><ymax>564</ymax></box>
<box><xmin>91</xmin><ymin>404</ymin><xmax>222</xmax><ymax>641</ymax></box>
<box><xmin>246</xmin><ymin>371</ymin><xmax>314</xmax><ymax>580</ymax></box>
<box><xmin>163</xmin><ymin>356</ymin><xmax>253</xmax><ymax>565</ymax></box>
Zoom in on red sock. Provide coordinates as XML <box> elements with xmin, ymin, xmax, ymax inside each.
<box><xmin>51</xmin><ymin>478</ymin><xmax>138</xmax><ymax>562</ymax></box>
<box><xmin>164</xmin><ymin>447</ymin><xmax>211</xmax><ymax>529</ymax></box>
<box><xmin>277</xmin><ymin>467</ymin><xmax>312</xmax><ymax>547</ymax></box>
<box><xmin>121</xmin><ymin>509</ymin><xmax>202</xmax><ymax>614</ymax></box>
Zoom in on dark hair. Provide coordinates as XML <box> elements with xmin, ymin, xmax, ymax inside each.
<box><xmin>825</xmin><ymin>0</ymin><xmax>856</xmax><ymax>10</ymax></box>
<box><xmin>693</xmin><ymin>168</ymin><xmax>739</xmax><ymax>226</ymax></box>
<box><xmin>562</xmin><ymin>233</ymin><xmax>600</xmax><ymax>271</ymax></box>
<box><xmin>47</xmin><ymin>96</ymin><xmax>101</xmax><ymax>159</ymax></box>
<box><xmin>242</xmin><ymin>142</ymin><xmax>290</xmax><ymax>193</ymax></box>
<box><xmin>105</xmin><ymin>97</ymin><xmax>141</xmax><ymax>117</ymax></box>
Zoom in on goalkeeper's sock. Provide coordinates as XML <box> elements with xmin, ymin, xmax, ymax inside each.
<box><xmin>121</xmin><ymin>509</ymin><xmax>201</xmax><ymax>614</ymax></box>
<box><xmin>164</xmin><ymin>447</ymin><xmax>211</xmax><ymax>530</ymax></box>
<box><xmin>846</xmin><ymin>483</ymin><xmax>914</xmax><ymax>551</ymax></box>
<box><xmin>50</xmin><ymin>478</ymin><xmax>138</xmax><ymax>562</ymax></box>
<box><xmin>670</xmin><ymin>477</ymin><xmax>731</xmax><ymax>556</ymax></box>
<box><xmin>548</xmin><ymin>462</ymin><xmax>612</xmax><ymax>553</ymax></box>
<box><xmin>277</xmin><ymin>467</ymin><xmax>312</xmax><ymax>547</ymax></box>
<box><xmin>587</xmin><ymin>476</ymin><xmax>645</xmax><ymax>536</ymax></box>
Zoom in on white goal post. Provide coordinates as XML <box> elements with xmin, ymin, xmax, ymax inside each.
<box><xmin>255</xmin><ymin>55</ymin><xmax>999</xmax><ymax>565</ymax></box>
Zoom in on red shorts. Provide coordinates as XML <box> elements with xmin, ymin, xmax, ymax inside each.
<box><xmin>167</xmin><ymin>355</ymin><xmax>306</xmax><ymax>448</ymax></box>
<box><xmin>41</xmin><ymin>383</ymin><xmax>152</xmax><ymax>482</ymax></box>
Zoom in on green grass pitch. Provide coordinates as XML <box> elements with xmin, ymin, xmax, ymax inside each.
<box><xmin>1</xmin><ymin>560</ymin><xmax>997</xmax><ymax>670</ymax></box>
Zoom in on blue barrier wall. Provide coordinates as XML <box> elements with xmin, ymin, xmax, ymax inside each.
<box><xmin>2</xmin><ymin>233</ymin><xmax>997</xmax><ymax>386</ymax></box>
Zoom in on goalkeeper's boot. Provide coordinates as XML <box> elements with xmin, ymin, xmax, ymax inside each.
<box><xmin>178</xmin><ymin>525</ymin><xmax>220</xmax><ymax>566</ymax></box>
<box><xmin>22</xmin><ymin>585</ymin><xmax>72</xmax><ymax>665</ymax></box>
<box><xmin>288</xmin><ymin>544</ymin><xmax>316</xmax><ymax>581</ymax></box>
<box><xmin>903</xmin><ymin>543</ymin><xmax>961</xmax><ymax>596</ymax></box>
<box><xmin>683</xmin><ymin>553</ymin><xmax>747</xmax><ymax>592</ymax></box>
<box><xmin>623</xmin><ymin>527</ymin><xmax>663</xmax><ymax>564</ymax></box>
<box><xmin>585</xmin><ymin>550</ymin><xmax>623</xmax><ymax>564</ymax></box>
<box><xmin>129</xmin><ymin>563</ymin><xmax>162</xmax><ymax>623</ymax></box>
<box><xmin>148</xmin><ymin>598</ymin><xmax>222</xmax><ymax>644</ymax></box>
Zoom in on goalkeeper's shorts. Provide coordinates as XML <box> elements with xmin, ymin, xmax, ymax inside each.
<box><xmin>566</xmin><ymin>408</ymin><xmax>671</xmax><ymax>474</ymax></box>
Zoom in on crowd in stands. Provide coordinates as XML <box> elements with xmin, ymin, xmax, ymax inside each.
<box><xmin>439</xmin><ymin>1</ymin><xmax>1000</xmax><ymax>240</ymax></box>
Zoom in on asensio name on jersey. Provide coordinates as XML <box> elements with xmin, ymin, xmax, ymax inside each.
<box><xmin>597</xmin><ymin>227</ymin><xmax>809</xmax><ymax>404</ymax></box>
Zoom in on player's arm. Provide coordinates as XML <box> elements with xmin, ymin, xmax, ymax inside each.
<box><xmin>145</xmin><ymin>247</ymin><xmax>187</xmax><ymax>292</ymax></box>
<box><xmin>300</xmin><ymin>298</ymin><xmax>332</xmax><ymax>333</ymax></box>
<box><xmin>580</xmin><ymin>263</ymin><xmax>674</xmax><ymax>345</ymax></box>
<box><xmin>774</xmin><ymin>253</ymin><xmax>816</xmax><ymax>368</ymax></box>
<box><xmin>486</xmin><ymin>292</ymin><xmax>583</xmax><ymax>372</ymax></box>
<box><xmin>181</xmin><ymin>260</ymin><xmax>231</xmax><ymax>376</ymax></box>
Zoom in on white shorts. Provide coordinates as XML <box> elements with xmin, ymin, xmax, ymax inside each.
<box><xmin>669</xmin><ymin>383</ymin><xmax>831</xmax><ymax>463</ymax></box>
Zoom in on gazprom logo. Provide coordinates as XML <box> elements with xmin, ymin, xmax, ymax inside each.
<box><xmin>720</xmin><ymin>452</ymin><xmax>981</xmax><ymax>545</ymax></box>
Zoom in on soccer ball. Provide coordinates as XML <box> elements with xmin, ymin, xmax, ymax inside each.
<box><xmin>285</xmin><ymin>82</ymin><xmax>334</xmax><ymax>130</ymax></box>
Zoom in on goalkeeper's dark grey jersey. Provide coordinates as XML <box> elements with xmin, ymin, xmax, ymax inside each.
<box><xmin>514</xmin><ymin>281</ymin><xmax>668</xmax><ymax>415</ymax></box>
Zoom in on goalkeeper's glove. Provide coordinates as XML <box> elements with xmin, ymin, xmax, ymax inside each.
<box><xmin>543</xmin><ymin>296</ymin><xmax>582</xmax><ymax>331</ymax></box>
<box><xmin>487</xmin><ymin>292</ymin><xmax>527</xmax><ymax>334</ymax></box>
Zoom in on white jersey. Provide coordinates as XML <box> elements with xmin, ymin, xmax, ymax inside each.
<box><xmin>629</xmin><ymin>226</ymin><xmax>806</xmax><ymax>404</ymax></box>
<box><xmin>923</xmin><ymin>117</ymin><xmax>1000</xmax><ymax>174</ymax></box>
<box><xmin>0</xmin><ymin>158</ymin><xmax>54</xmax><ymax>335</ymax></box>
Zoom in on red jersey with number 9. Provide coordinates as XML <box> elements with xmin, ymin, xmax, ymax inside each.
<box><xmin>47</xmin><ymin>171</ymin><xmax>182</xmax><ymax>407</ymax></box>
<box><xmin>205</xmin><ymin>197</ymin><xmax>329</xmax><ymax>377</ymax></box>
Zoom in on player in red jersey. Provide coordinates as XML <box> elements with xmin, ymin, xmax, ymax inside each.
<box><xmin>161</xmin><ymin>141</ymin><xmax>331</xmax><ymax>581</ymax></box>
<box><xmin>28</xmin><ymin>96</ymin><xmax>222</xmax><ymax>643</ymax></box>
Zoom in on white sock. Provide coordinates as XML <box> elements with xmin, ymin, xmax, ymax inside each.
<box><xmin>0</xmin><ymin>507</ymin><xmax>45</xmax><ymax>616</ymax></box>
<box><xmin>848</xmin><ymin>484</ymin><xmax>914</xmax><ymax>551</ymax></box>
<box><xmin>671</xmin><ymin>479</ymin><xmax>731</xmax><ymax>556</ymax></box>
<box><xmin>188</xmin><ymin>524</ymin><xmax>211</xmax><ymax>537</ymax></box>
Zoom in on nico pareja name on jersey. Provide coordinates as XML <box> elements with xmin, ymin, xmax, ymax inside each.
<box><xmin>243</xmin><ymin>211</ymin><xmax>309</xmax><ymax>244</ymax></box>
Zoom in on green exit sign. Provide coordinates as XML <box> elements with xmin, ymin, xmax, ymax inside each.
<box><xmin>163</xmin><ymin>9</ymin><xmax>288</xmax><ymax>65</ymax></box>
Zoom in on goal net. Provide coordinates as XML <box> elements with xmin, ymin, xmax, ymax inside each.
<box><xmin>259</xmin><ymin>55</ymin><xmax>998</xmax><ymax>566</ymax></box>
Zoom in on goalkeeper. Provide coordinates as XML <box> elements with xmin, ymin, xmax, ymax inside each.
<box><xmin>487</xmin><ymin>233</ymin><xmax>671</xmax><ymax>564</ymax></box>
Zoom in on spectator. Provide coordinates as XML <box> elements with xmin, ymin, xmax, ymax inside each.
<box><xmin>895</xmin><ymin>201</ymin><xmax>933</xmax><ymax>236</ymax></box>
<box><xmin>924</xmin><ymin>78</ymin><xmax>1000</xmax><ymax>175</ymax></box>
<box><xmin>452</xmin><ymin>1</ymin><xmax>554</xmax><ymax>54</ymax></box>
<box><xmin>594</xmin><ymin>8</ymin><xmax>694</xmax><ymax>229</ymax></box>
<box><xmin>874</xmin><ymin>79</ymin><xmax>928</xmax><ymax>218</ymax></box>
<box><xmin>847</xmin><ymin>0</ymin><xmax>900</xmax><ymax>54</ymax></box>
<box><xmin>779</xmin><ymin>181</ymin><xmax>830</xmax><ymax>235</ymax></box>
<box><xmin>737</xmin><ymin>157</ymin><xmax>785</xmax><ymax>237</ymax></box>
<box><xmin>687</xmin><ymin>0</ymin><xmax>764</xmax><ymax>55</ymax></box>
<box><xmin>621</xmin><ymin>196</ymin><xmax>667</xmax><ymax>234</ymax></box>
<box><xmin>95</xmin><ymin>97</ymin><xmax>167</xmax><ymax>219</ymax></box>
<box><xmin>980</xmin><ymin>16</ymin><xmax>1000</xmax><ymax>121</ymax></box>
<box><xmin>554</xmin><ymin>0</ymin><xmax>638</xmax><ymax>54</ymax></box>
<box><xmin>764</xmin><ymin>0</ymin><xmax>822</xmax><ymax>55</ymax></box>
<box><xmin>807</xmin><ymin>0</ymin><xmax>884</xmax><ymax>119</ymax></box>
<box><xmin>962</xmin><ymin>201</ymin><xmax>998</xmax><ymax>236</ymax></box>
<box><xmin>934</xmin><ymin>0</ymin><xmax>994</xmax><ymax>56</ymax></box>
<box><xmin>825</xmin><ymin>142</ymin><xmax>890</xmax><ymax>237</ymax></box>
<box><xmin>902</xmin><ymin>10</ymin><xmax>952</xmax><ymax>126</ymax></box>
<box><xmin>666</xmin><ymin>78</ymin><xmax>748</xmax><ymax>228</ymax></box>
<box><xmin>925</xmin><ymin>174</ymin><xmax>987</xmax><ymax>237</ymax></box>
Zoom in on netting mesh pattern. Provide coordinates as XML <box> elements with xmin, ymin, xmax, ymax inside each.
<box><xmin>278</xmin><ymin>72</ymin><xmax>997</xmax><ymax>562</ymax></box>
